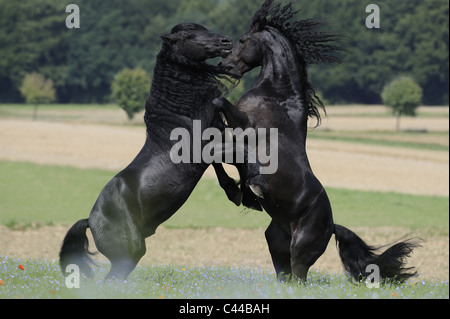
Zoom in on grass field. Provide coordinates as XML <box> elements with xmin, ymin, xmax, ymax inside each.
<box><xmin>0</xmin><ymin>257</ymin><xmax>448</xmax><ymax>299</ymax></box>
<box><xmin>309</xmin><ymin>130</ymin><xmax>449</xmax><ymax>152</ymax></box>
<box><xmin>0</xmin><ymin>103</ymin><xmax>448</xmax><ymax>299</ymax></box>
<box><xmin>0</xmin><ymin>161</ymin><xmax>448</xmax><ymax>299</ymax></box>
<box><xmin>0</xmin><ymin>161</ymin><xmax>448</xmax><ymax>231</ymax></box>
<box><xmin>0</xmin><ymin>103</ymin><xmax>139</xmax><ymax>125</ymax></box>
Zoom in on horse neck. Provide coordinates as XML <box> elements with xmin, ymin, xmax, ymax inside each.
<box><xmin>255</xmin><ymin>30</ymin><xmax>309</xmax><ymax>135</ymax></box>
<box><xmin>256</xmin><ymin>30</ymin><xmax>304</xmax><ymax>98</ymax></box>
<box><xmin>144</xmin><ymin>53</ymin><xmax>218</xmax><ymax>135</ymax></box>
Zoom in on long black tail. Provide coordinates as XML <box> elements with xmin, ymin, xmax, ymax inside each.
<box><xmin>334</xmin><ymin>224</ymin><xmax>421</xmax><ymax>283</ymax></box>
<box><xmin>59</xmin><ymin>219</ymin><xmax>95</xmax><ymax>278</ymax></box>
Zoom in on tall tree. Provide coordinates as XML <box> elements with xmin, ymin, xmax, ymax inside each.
<box><xmin>381</xmin><ymin>76</ymin><xmax>423</xmax><ymax>131</ymax></box>
<box><xmin>20</xmin><ymin>72</ymin><xmax>56</xmax><ymax>120</ymax></box>
<box><xmin>111</xmin><ymin>68</ymin><xmax>150</xmax><ymax>120</ymax></box>
<box><xmin>0</xmin><ymin>0</ymin><xmax>448</xmax><ymax>104</ymax></box>
<box><xmin>307</xmin><ymin>0</ymin><xmax>448</xmax><ymax>105</ymax></box>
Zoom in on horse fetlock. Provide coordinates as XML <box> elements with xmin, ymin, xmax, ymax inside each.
<box><xmin>225</xmin><ymin>181</ymin><xmax>243</xmax><ymax>206</ymax></box>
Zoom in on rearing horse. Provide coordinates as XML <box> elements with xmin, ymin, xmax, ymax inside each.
<box><xmin>214</xmin><ymin>0</ymin><xmax>420</xmax><ymax>283</ymax></box>
<box><xmin>59</xmin><ymin>23</ymin><xmax>239</xmax><ymax>280</ymax></box>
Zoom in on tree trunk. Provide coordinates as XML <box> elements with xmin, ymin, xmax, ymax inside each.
<box><xmin>395</xmin><ymin>114</ymin><xmax>401</xmax><ymax>131</ymax></box>
<box><xmin>33</xmin><ymin>104</ymin><xmax>39</xmax><ymax>121</ymax></box>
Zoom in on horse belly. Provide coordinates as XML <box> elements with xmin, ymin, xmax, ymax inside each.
<box><xmin>138</xmin><ymin>165</ymin><xmax>203</xmax><ymax>235</ymax></box>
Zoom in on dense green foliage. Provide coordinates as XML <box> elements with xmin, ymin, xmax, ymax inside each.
<box><xmin>111</xmin><ymin>68</ymin><xmax>150</xmax><ymax>120</ymax></box>
<box><xmin>0</xmin><ymin>1</ymin><xmax>67</xmax><ymax>102</ymax></box>
<box><xmin>0</xmin><ymin>0</ymin><xmax>448</xmax><ymax>104</ymax></box>
<box><xmin>307</xmin><ymin>0</ymin><xmax>449</xmax><ymax>105</ymax></box>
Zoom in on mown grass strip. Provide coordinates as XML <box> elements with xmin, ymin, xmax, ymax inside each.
<box><xmin>308</xmin><ymin>131</ymin><xmax>449</xmax><ymax>152</ymax></box>
<box><xmin>0</xmin><ymin>161</ymin><xmax>448</xmax><ymax>232</ymax></box>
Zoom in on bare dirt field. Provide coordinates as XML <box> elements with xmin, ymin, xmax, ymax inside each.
<box><xmin>0</xmin><ymin>106</ymin><xmax>448</xmax><ymax>280</ymax></box>
<box><xmin>1</xmin><ymin>116</ymin><xmax>448</xmax><ymax>196</ymax></box>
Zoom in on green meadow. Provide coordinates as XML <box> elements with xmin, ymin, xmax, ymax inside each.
<box><xmin>0</xmin><ymin>258</ymin><xmax>448</xmax><ymax>299</ymax></box>
<box><xmin>0</xmin><ymin>161</ymin><xmax>448</xmax><ymax>298</ymax></box>
<box><xmin>0</xmin><ymin>104</ymin><xmax>448</xmax><ymax>299</ymax></box>
<box><xmin>0</xmin><ymin>161</ymin><xmax>448</xmax><ymax>231</ymax></box>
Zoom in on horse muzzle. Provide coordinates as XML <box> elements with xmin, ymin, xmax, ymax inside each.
<box><xmin>218</xmin><ymin>38</ymin><xmax>233</xmax><ymax>58</ymax></box>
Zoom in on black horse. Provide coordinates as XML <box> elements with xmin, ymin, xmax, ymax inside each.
<box><xmin>59</xmin><ymin>23</ymin><xmax>240</xmax><ymax>279</ymax></box>
<box><xmin>214</xmin><ymin>0</ymin><xmax>420</xmax><ymax>283</ymax></box>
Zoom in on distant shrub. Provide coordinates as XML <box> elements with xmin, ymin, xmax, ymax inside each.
<box><xmin>20</xmin><ymin>73</ymin><xmax>56</xmax><ymax>120</ymax></box>
<box><xmin>111</xmin><ymin>68</ymin><xmax>150</xmax><ymax>120</ymax></box>
<box><xmin>381</xmin><ymin>76</ymin><xmax>423</xmax><ymax>131</ymax></box>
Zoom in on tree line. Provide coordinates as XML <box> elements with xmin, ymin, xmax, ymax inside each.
<box><xmin>0</xmin><ymin>0</ymin><xmax>448</xmax><ymax>105</ymax></box>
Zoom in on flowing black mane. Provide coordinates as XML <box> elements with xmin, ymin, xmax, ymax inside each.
<box><xmin>251</xmin><ymin>1</ymin><xmax>341</xmax><ymax>64</ymax></box>
<box><xmin>144</xmin><ymin>23</ymin><xmax>233</xmax><ymax>135</ymax></box>
<box><xmin>251</xmin><ymin>0</ymin><xmax>342</xmax><ymax>125</ymax></box>
<box><xmin>144</xmin><ymin>54</ymin><xmax>221</xmax><ymax>131</ymax></box>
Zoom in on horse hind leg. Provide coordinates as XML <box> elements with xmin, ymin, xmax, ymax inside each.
<box><xmin>290</xmin><ymin>227</ymin><xmax>332</xmax><ymax>282</ymax></box>
<box><xmin>92</xmin><ymin>229</ymin><xmax>146</xmax><ymax>280</ymax></box>
<box><xmin>265</xmin><ymin>220</ymin><xmax>292</xmax><ymax>282</ymax></box>
<box><xmin>89</xmin><ymin>206</ymin><xmax>146</xmax><ymax>280</ymax></box>
<box><xmin>105</xmin><ymin>248</ymin><xmax>145</xmax><ymax>280</ymax></box>
<box><xmin>290</xmin><ymin>196</ymin><xmax>334</xmax><ymax>282</ymax></box>
<box><xmin>101</xmin><ymin>233</ymin><xmax>146</xmax><ymax>280</ymax></box>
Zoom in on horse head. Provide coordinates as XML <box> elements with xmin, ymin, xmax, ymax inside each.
<box><xmin>219</xmin><ymin>0</ymin><xmax>341</xmax><ymax>78</ymax></box>
<box><xmin>218</xmin><ymin>29</ymin><xmax>264</xmax><ymax>78</ymax></box>
<box><xmin>161</xmin><ymin>23</ymin><xmax>233</xmax><ymax>63</ymax></box>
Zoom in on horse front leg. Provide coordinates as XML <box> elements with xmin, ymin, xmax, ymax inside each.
<box><xmin>212</xmin><ymin>162</ymin><xmax>262</xmax><ymax>211</ymax></box>
<box><xmin>212</xmin><ymin>97</ymin><xmax>249</xmax><ymax>128</ymax></box>
<box><xmin>213</xmin><ymin>97</ymin><xmax>264</xmax><ymax>210</ymax></box>
<box><xmin>212</xmin><ymin>163</ymin><xmax>242</xmax><ymax>206</ymax></box>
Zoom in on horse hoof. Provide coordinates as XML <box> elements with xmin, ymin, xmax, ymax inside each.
<box><xmin>229</xmin><ymin>190</ymin><xmax>242</xmax><ymax>206</ymax></box>
<box><xmin>245</xmin><ymin>201</ymin><xmax>263</xmax><ymax>211</ymax></box>
<box><xmin>242</xmin><ymin>188</ymin><xmax>263</xmax><ymax>211</ymax></box>
<box><xmin>249</xmin><ymin>184</ymin><xmax>264</xmax><ymax>199</ymax></box>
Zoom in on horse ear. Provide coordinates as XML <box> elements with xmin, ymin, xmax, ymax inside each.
<box><xmin>161</xmin><ymin>33</ymin><xmax>177</xmax><ymax>42</ymax></box>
